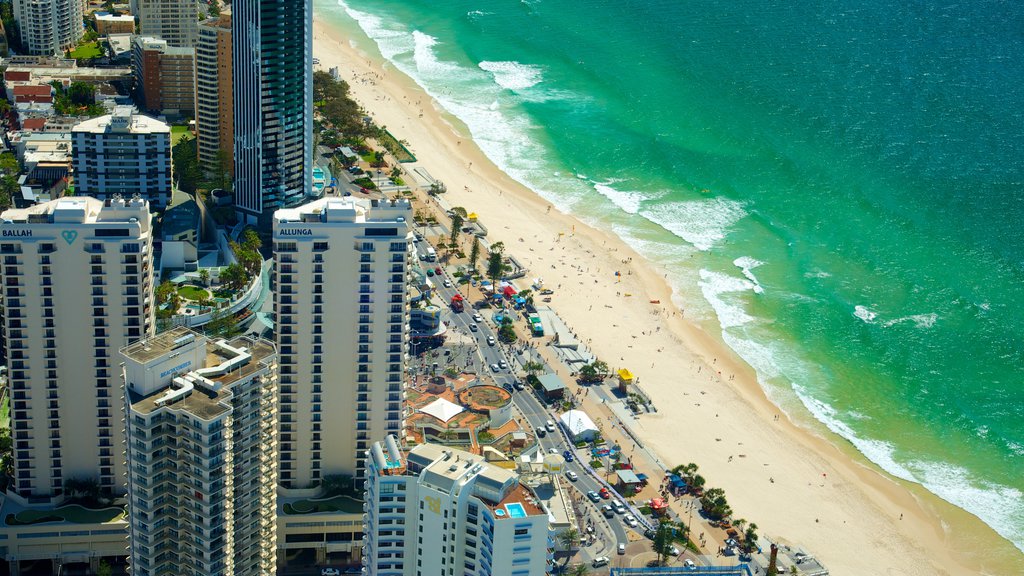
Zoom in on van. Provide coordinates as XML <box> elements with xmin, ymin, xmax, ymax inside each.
<box><xmin>545</xmin><ymin>420</ymin><xmax>555</xmax><ymax>433</ymax></box>
<box><xmin>591</xmin><ymin>556</ymin><xmax>610</xmax><ymax>568</ymax></box>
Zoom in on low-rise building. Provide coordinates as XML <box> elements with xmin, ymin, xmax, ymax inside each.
<box><xmin>363</xmin><ymin>437</ymin><xmax>553</xmax><ymax>576</ymax></box>
<box><xmin>94</xmin><ymin>12</ymin><xmax>135</xmax><ymax>36</ymax></box>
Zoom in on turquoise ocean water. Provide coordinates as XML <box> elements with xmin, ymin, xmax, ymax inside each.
<box><xmin>318</xmin><ymin>0</ymin><xmax>1024</xmax><ymax>552</ymax></box>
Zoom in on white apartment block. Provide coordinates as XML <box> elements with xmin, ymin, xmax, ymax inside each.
<box><xmin>364</xmin><ymin>438</ymin><xmax>553</xmax><ymax>576</ymax></box>
<box><xmin>122</xmin><ymin>327</ymin><xmax>278</xmax><ymax>576</ymax></box>
<box><xmin>72</xmin><ymin>107</ymin><xmax>173</xmax><ymax>209</ymax></box>
<box><xmin>135</xmin><ymin>0</ymin><xmax>198</xmax><ymax>48</ymax></box>
<box><xmin>12</xmin><ymin>0</ymin><xmax>82</xmax><ymax>55</ymax></box>
<box><xmin>272</xmin><ymin>197</ymin><xmax>412</xmax><ymax>489</ymax></box>
<box><xmin>0</xmin><ymin>196</ymin><xmax>154</xmax><ymax>498</ymax></box>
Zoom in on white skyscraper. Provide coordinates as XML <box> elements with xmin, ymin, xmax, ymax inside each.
<box><xmin>272</xmin><ymin>197</ymin><xmax>412</xmax><ymax>489</ymax></box>
<box><xmin>0</xmin><ymin>197</ymin><xmax>154</xmax><ymax>498</ymax></box>
<box><xmin>122</xmin><ymin>327</ymin><xmax>278</xmax><ymax>575</ymax></box>
<box><xmin>12</xmin><ymin>0</ymin><xmax>82</xmax><ymax>55</ymax></box>
<box><xmin>364</xmin><ymin>438</ymin><xmax>553</xmax><ymax>576</ymax></box>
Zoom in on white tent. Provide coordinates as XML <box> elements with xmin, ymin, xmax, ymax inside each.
<box><xmin>419</xmin><ymin>398</ymin><xmax>464</xmax><ymax>423</ymax></box>
<box><xmin>559</xmin><ymin>410</ymin><xmax>598</xmax><ymax>441</ymax></box>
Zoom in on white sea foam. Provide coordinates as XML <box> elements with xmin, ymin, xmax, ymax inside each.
<box><xmin>853</xmin><ymin>305</ymin><xmax>877</xmax><ymax>323</ymax></box>
<box><xmin>478</xmin><ymin>60</ymin><xmax>544</xmax><ymax>91</ymax></box>
<box><xmin>593</xmin><ymin>183</ymin><xmax>645</xmax><ymax>215</ymax></box>
<box><xmin>640</xmin><ymin>197</ymin><xmax>748</xmax><ymax>251</ymax></box>
<box><xmin>803</xmin><ymin>270</ymin><xmax>831</xmax><ymax>278</ymax></box>
<box><xmin>882</xmin><ymin>313</ymin><xmax>938</xmax><ymax>329</ymax></box>
<box><xmin>698</xmin><ymin>269</ymin><xmax>758</xmax><ymax>329</ymax></box>
<box><xmin>792</xmin><ymin>384</ymin><xmax>1024</xmax><ymax>554</ymax></box>
<box><xmin>733</xmin><ymin>256</ymin><xmax>765</xmax><ymax>294</ymax></box>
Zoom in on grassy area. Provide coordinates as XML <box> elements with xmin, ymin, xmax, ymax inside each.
<box><xmin>176</xmin><ymin>285</ymin><xmax>209</xmax><ymax>301</ymax></box>
<box><xmin>69</xmin><ymin>42</ymin><xmax>102</xmax><ymax>59</ymax></box>
<box><xmin>171</xmin><ymin>125</ymin><xmax>193</xmax><ymax>145</ymax></box>
<box><xmin>0</xmin><ymin>393</ymin><xmax>9</xmax><ymax>429</ymax></box>
<box><xmin>283</xmin><ymin>495</ymin><xmax>363</xmax><ymax>515</ymax></box>
<box><xmin>6</xmin><ymin>505</ymin><xmax>125</xmax><ymax>525</ymax></box>
<box><xmin>379</xmin><ymin>129</ymin><xmax>416</xmax><ymax>162</ymax></box>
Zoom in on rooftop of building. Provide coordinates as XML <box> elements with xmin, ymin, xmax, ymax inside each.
<box><xmin>125</xmin><ymin>328</ymin><xmax>276</xmax><ymax>417</ymax></box>
<box><xmin>274</xmin><ymin>197</ymin><xmax>411</xmax><ymax>227</ymax></box>
<box><xmin>0</xmin><ymin>196</ymin><xmax>149</xmax><ymax>225</ymax></box>
<box><xmin>94</xmin><ymin>12</ymin><xmax>134</xmax><ymax>22</ymax></box>
<box><xmin>162</xmin><ymin>189</ymin><xmax>200</xmax><ymax>238</ymax></box>
<box><xmin>72</xmin><ymin>107</ymin><xmax>169</xmax><ymax>135</ymax></box>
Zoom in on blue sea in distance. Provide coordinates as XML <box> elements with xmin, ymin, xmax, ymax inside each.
<box><xmin>318</xmin><ymin>0</ymin><xmax>1024</xmax><ymax>553</ymax></box>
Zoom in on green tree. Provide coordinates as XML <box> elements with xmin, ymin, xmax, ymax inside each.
<box><xmin>208</xmin><ymin>0</ymin><xmax>221</xmax><ymax>17</ymax></box>
<box><xmin>240</xmin><ymin>227</ymin><xmax>262</xmax><ymax>252</ymax></box>
<box><xmin>205</xmin><ymin>308</ymin><xmax>239</xmax><ymax>338</ymax></box>
<box><xmin>700</xmin><ymin>487</ymin><xmax>732</xmax><ymax>521</ymax></box>
<box><xmin>0</xmin><ymin>152</ymin><xmax>20</xmax><ymax>210</ymax></box>
<box><xmin>498</xmin><ymin>319</ymin><xmax>517</xmax><ymax>343</ymax></box>
<box><xmin>592</xmin><ymin>360</ymin><xmax>609</xmax><ymax>375</ymax></box>
<box><xmin>522</xmin><ymin>361</ymin><xmax>544</xmax><ymax>377</ymax></box>
<box><xmin>486</xmin><ymin>241</ymin><xmax>506</xmax><ymax>288</ymax></box>
<box><xmin>743</xmin><ymin>522</ymin><xmax>759</xmax><ymax>553</ymax></box>
<box><xmin>652</xmin><ymin>520</ymin><xmax>675</xmax><ymax>566</ymax></box>
<box><xmin>557</xmin><ymin>527</ymin><xmax>580</xmax><ymax>567</ymax></box>
<box><xmin>219</xmin><ymin>263</ymin><xmax>248</xmax><ymax>291</ymax></box>
<box><xmin>449</xmin><ymin>212</ymin><xmax>463</xmax><ymax>249</ymax></box>
<box><xmin>198</xmin><ymin>269</ymin><xmax>210</xmax><ymax>286</ymax></box>
<box><xmin>96</xmin><ymin>559</ymin><xmax>113</xmax><ymax>576</ymax></box>
<box><xmin>468</xmin><ymin>236</ymin><xmax>481</xmax><ymax>271</ymax></box>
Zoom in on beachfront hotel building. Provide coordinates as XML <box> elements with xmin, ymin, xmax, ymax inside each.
<box><xmin>272</xmin><ymin>197</ymin><xmax>412</xmax><ymax>489</ymax></box>
<box><xmin>71</xmin><ymin>107</ymin><xmax>173</xmax><ymax>208</ymax></box>
<box><xmin>195</xmin><ymin>10</ymin><xmax>234</xmax><ymax>177</ymax></box>
<box><xmin>0</xmin><ymin>196</ymin><xmax>154</xmax><ymax>498</ymax></box>
<box><xmin>12</xmin><ymin>0</ymin><xmax>82</xmax><ymax>55</ymax></box>
<box><xmin>134</xmin><ymin>0</ymin><xmax>199</xmax><ymax>48</ymax></box>
<box><xmin>364</xmin><ymin>438</ymin><xmax>553</xmax><ymax>576</ymax></box>
<box><xmin>232</xmin><ymin>0</ymin><xmax>313</xmax><ymax>227</ymax></box>
<box><xmin>121</xmin><ymin>327</ymin><xmax>279</xmax><ymax>575</ymax></box>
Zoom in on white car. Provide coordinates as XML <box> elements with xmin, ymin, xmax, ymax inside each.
<box><xmin>566</xmin><ymin>471</ymin><xmax>578</xmax><ymax>481</ymax></box>
<box><xmin>498</xmin><ymin>360</ymin><xmax>508</xmax><ymax>369</ymax></box>
<box><xmin>617</xmin><ymin>542</ymin><xmax>626</xmax><ymax>555</ymax></box>
<box><xmin>321</xmin><ymin>569</ymin><xmax>341</xmax><ymax>576</ymax></box>
<box><xmin>622</xmin><ymin>513</ymin><xmax>638</xmax><ymax>527</ymax></box>
<box><xmin>684</xmin><ymin>558</ymin><xmax>696</xmax><ymax>569</ymax></box>
<box><xmin>469</xmin><ymin>323</ymin><xmax>478</xmax><ymax>332</ymax></box>
<box><xmin>443</xmin><ymin>279</ymin><xmax>451</xmax><ymax>287</ymax></box>
<box><xmin>472</xmin><ymin>314</ymin><xmax>483</xmax><ymax>322</ymax></box>
<box><xmin>490</xmin><ymin>364</ymin><xmax>500</xmax><ymax>373</ymax></box>
<box><xmin>486</xmin><ymin>336</ymin><xmax>496</xmax><ymax>346</ymax></box>
<box><xmin>670</xmin><ymin>545</ymin><xmax>681</xmax><ymax>556</ymax></box>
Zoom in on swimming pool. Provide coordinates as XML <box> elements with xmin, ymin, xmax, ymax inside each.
<box><xmin>505</xmin><ymin>503</ymin><xmax>526</xmax><ymax>518</ymax></box>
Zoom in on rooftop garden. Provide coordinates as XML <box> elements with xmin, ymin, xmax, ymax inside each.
<box><xmin>283</xmin><ymin>495</ymin><xmax>363</xmax><ymax>515</ymax></box>
<box><xmin>6</xmin><ymin>504</ymin><xmax>125</xmax><ymax>526</ymax></box>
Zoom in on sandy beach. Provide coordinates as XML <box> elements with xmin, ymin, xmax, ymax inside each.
<box><xmin>313</xmin><ymin>18</ymin><xmax>1022</xmax><ymax>576</ymax></box>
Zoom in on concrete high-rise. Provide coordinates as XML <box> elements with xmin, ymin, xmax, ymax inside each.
<box><xmin>135</xmin><ymin>0</ymin><xmax>198</xmax><ymax>48</ymax></box>
<box><xmin>12</xmin><ymin>0</ymin><xmax>82</xmax><ymax>55</ymax></box>
<box><xmin>272</xmin><ymin>197</ymin><xmax>411</xmax><ymax>489</ymax></box>
<box><xmin>233</xmin><ymin>0</ymin><xmax>313</xmax><ymax>227</ymax></box>
<box><xmin>195</xmin><ymin>11</ymin><xmax>233</xmax><ymax>178</ymax></box>
<box><xmin>121</xmin><ymin>327</ymin><xmax>278</xmax><ymax>576</ymax></box>
<box><xmin>72</xmin><ymin>107</ymin><xmax>173</xmax><ymax>208</ymax></box>
<box><xmin>132</xmin><ymin>36</ymin><xmax>196</xmax><ymax>117</ymax></box>
<box><xmin>0</xmin><ymin>196</ymin><xmax>154</xmax><ymax>498</ymax></box>
<box><xmin>364</xmin><ymin>438</ymin><xmax>553</xmax><ymax>576</ymax></box>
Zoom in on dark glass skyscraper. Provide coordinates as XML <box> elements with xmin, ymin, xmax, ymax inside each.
<box><xmin>232</xmin><ymin>0</ymin><xmax>313</xmax><ymax>227</ymax></box>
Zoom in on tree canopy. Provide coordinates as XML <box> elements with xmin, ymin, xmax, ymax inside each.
<box><xmin>313</xmin><ymin>71</ymin><xmax>372</xmax><ymax>139</ymax></box>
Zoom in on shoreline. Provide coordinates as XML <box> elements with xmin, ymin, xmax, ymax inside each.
<box><xmin>311</xmin><ymin>14</ymin><xmax>1022</xmax><ymax>576</ymax></box>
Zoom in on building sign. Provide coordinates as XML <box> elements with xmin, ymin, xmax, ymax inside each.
<box><xmin>160</xmin><ymin>360</ymin><xmax>192</xmax><ymax>379</ymax></box>
<box><xmin>278</xmin><ymin>229</ymin><xmax>313</xmax><ymax>236</ymax></box>
<box><xmin>2</xmin><ymin>230</ymin><xmax>32</xmax><ymax>237</ymax></box>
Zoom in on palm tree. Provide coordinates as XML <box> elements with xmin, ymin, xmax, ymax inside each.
<box><xmin>567</xmin><ymin>563</ymin><xmax>589</xmax><ymax>576</ymax></box>
<box><xmin>522</xmin><ymin>361</ymin><xmax>544</xmax><ymax>377</ymax></box>
<box><xmin>558</xmin><ymin>527</ymin><xmax>580</xmax><ymax>566</ymax></box>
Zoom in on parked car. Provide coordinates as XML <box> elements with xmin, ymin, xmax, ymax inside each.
<box><xmin>434</xmin><ymin>267</ymin><xmax>442</xmax><ymax>274</ymax></box>
<box><xmin>566</xmin><ymin>471</ymin><xmax>578</xmax><ymax>481</ymax></box>
<box><xmin>591</xmin><ymin>557</ymin><xmax>610</xmax><ymax>568</ymax></box>
<box><xmin>586</xmin><ymin>491</ymin><xmax>601</xmax><ymax>503</ymax></box>
<box><xmin>684</xmin><ymin>558</ymin><xmax>696</xmax><ymax>569</ymax></box>
<box><xmin>612</xmin><ymin>501</ymin><xmax>626</xmax><ymax>514</ymax></box>
<box><xmin>669</xmin><ymin>545</ymin><xmax>681</xmax><ymax>556</ymax></box>
<box><xmin>443</xmin><ymin>279</ymin><xmax>451</xmax><ymax>287</ymax></box>
<box><xmin>473</xmin><ymin>313</ymin><xmax>483</xmax><ymax>322</ymax></box>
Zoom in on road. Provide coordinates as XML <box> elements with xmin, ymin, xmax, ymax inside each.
<box><xmin>418</xmin><ymin>247</ymin><xmax>634</xmax><ymax>560</ymax></box>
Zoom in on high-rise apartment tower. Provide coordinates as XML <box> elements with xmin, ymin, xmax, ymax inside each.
<box><xmin>272</xmin><ymin>197</ymin><xmax>411</xmax><ymax>488</ymax></box>
<box><xmin>232</xmin><ymin>0</ymin><xmax>313</xmax><ymax>226</ymax></box>
<box><xmin>0</xmin><ymin>197</ymin><xmax>154</xmax><ymax>498</ymax></box>
<box><xmin>122</xmin><ymin>327</ymin><xmax>278</xmax><ymax>576</ymax></box>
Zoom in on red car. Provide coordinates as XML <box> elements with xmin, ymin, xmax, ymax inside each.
<box><xmin>599</xmin><ymin>488</ymin><xmax>611</xmax><ymax>499</ymax></box>
<box><xmin>434</xmin><ymin>267</ymin><xmax>442</xmax><ymax>275</ymax></box>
